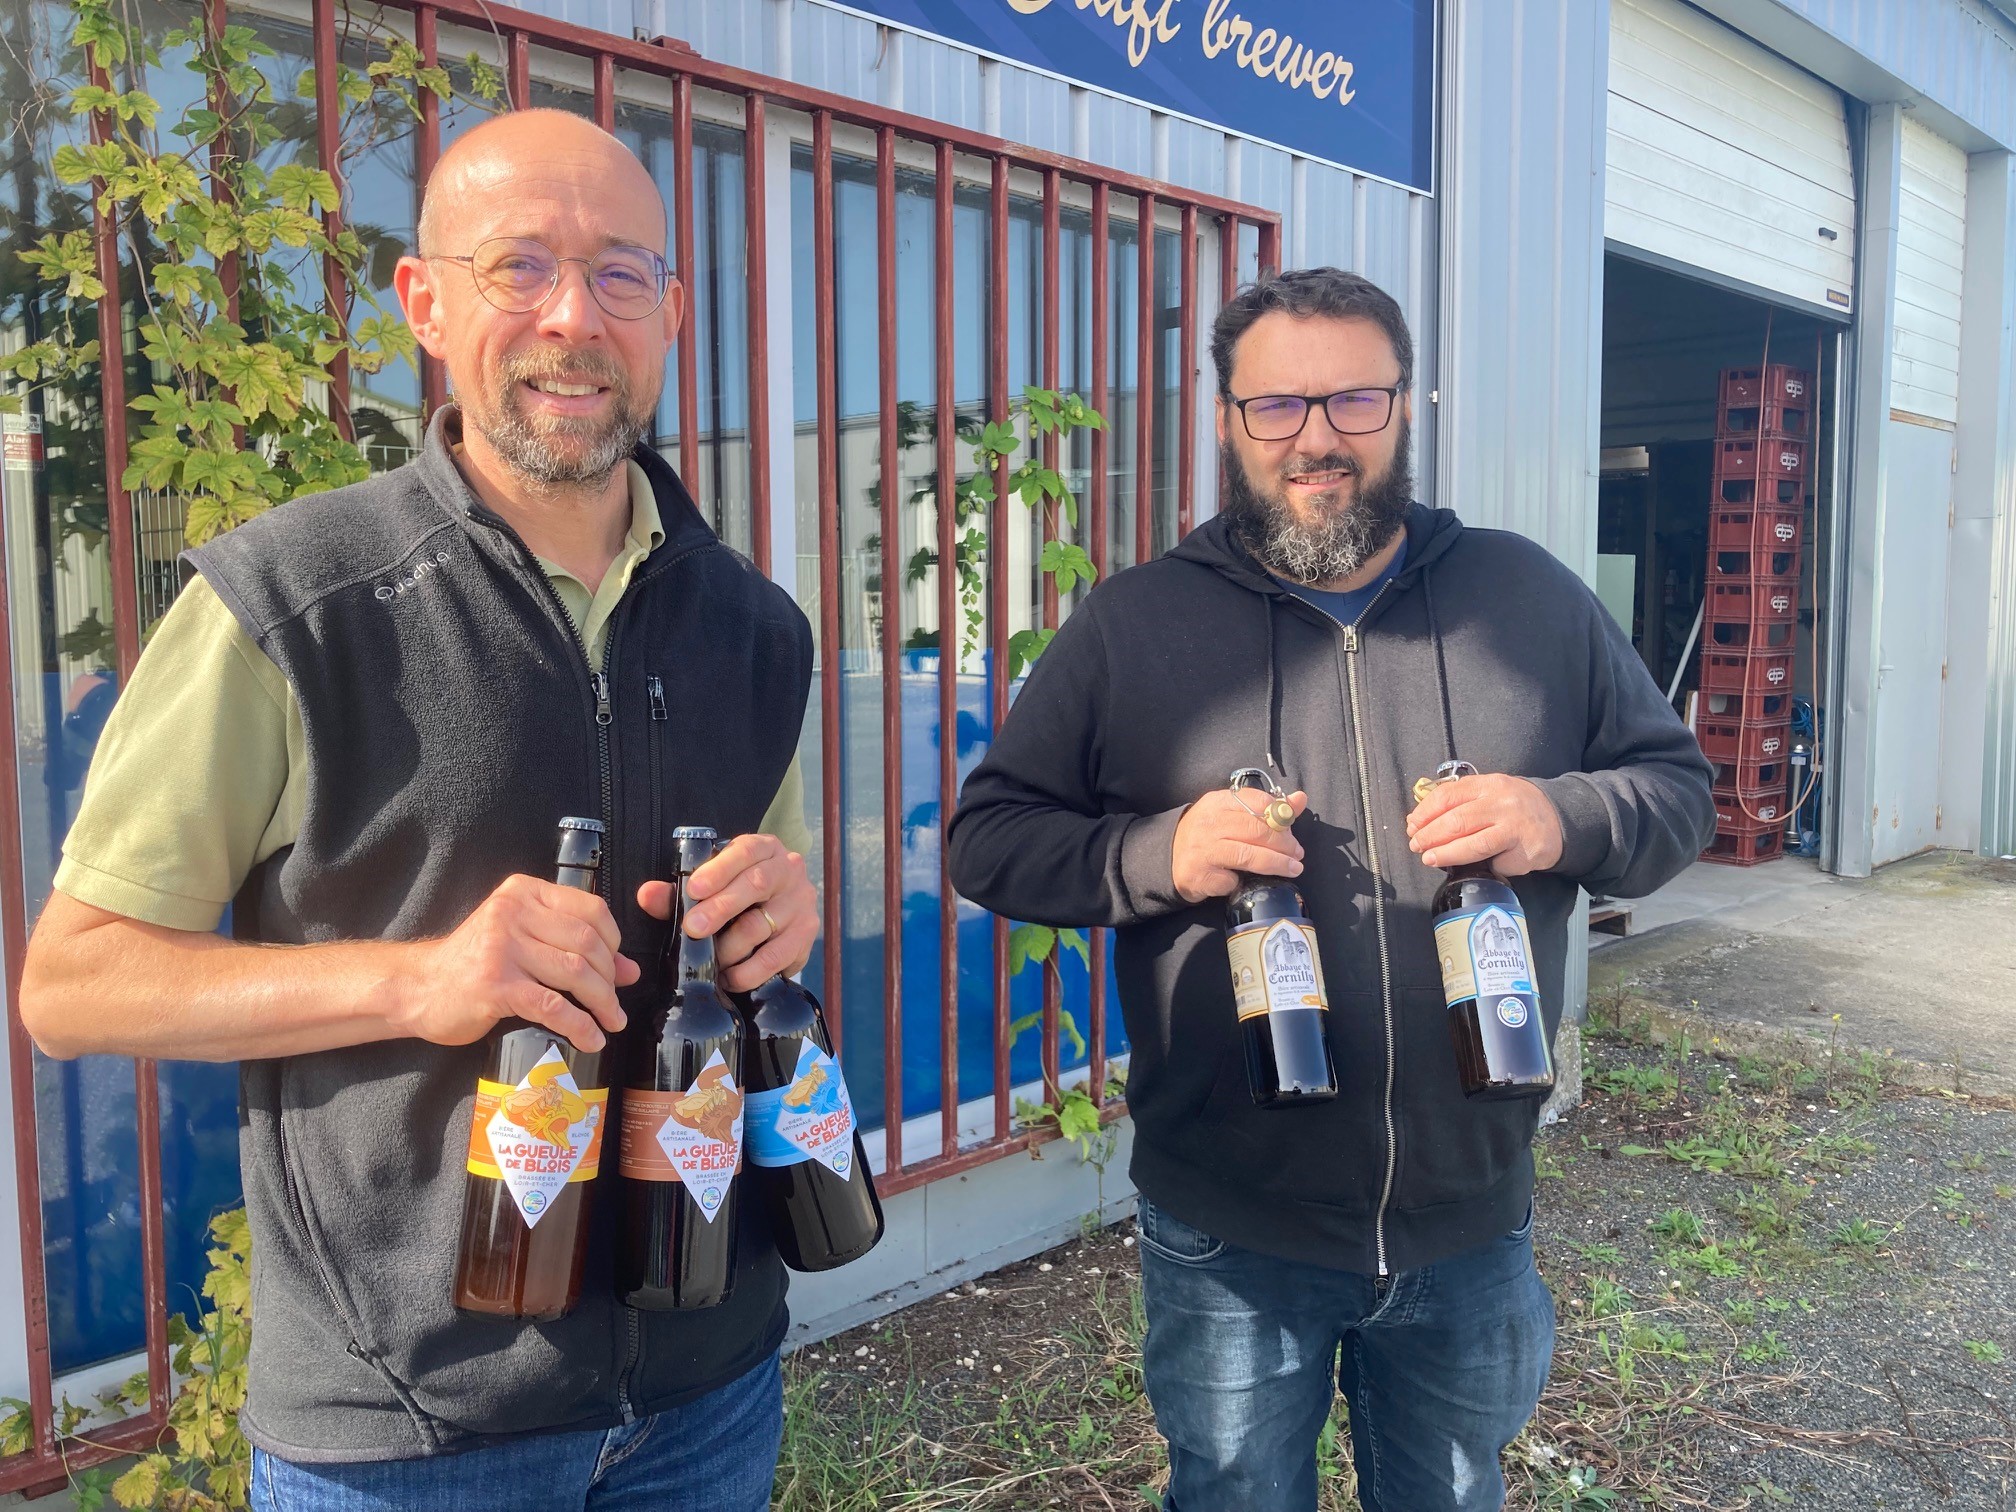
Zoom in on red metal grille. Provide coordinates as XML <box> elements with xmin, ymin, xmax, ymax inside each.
<box><xmin>0</xmin><ymin>2</ymin><xmax>1276</xmax><ymax>1488</ymax></box>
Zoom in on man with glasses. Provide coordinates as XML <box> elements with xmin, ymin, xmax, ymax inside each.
<box><xmin>949</xmin><ymin>268</ymin><xmax>1713</xmax><ymax>1510</ymax></box>
<box><xmin>22</xmin><ymin>109</ymin><xmax>814</xmax><ymax>1509</ymax></box>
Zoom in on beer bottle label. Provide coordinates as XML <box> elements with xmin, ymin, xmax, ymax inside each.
<box><xmin>617</xmin><ymin>1049</ymin><xmax>743</xmax><ymax>1224</ymax></box>
<box><xmin>1226</xmin><ymin>919</ymin><xmax>1329</xmax><ymax>1022</ymax></box>
<box><xmin>463</xmin><ymin>1044</ymin><xmax>608</xmax><ymax>1229</ymax></box>
<box><xmin>747</xmin><ymin>1040</ymin><xmax>858</xmax><ymax>1175</ymax></box>
<box><xmin>1434</xmin><ymin>903</ymin><xmax>1540</xmax><ymax>1027</ymax></box>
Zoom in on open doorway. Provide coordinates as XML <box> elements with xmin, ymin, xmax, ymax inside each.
<box><xmin>1594</xmin><ymin>253</ymin><xmax>1845</xmax><ymax>938</ymax></box>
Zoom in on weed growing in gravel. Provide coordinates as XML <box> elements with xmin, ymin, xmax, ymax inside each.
<box><xmin>1963</xmin><ymin>1339</ymin><xmax>2005</xmax><ymax>1365</ymax></box>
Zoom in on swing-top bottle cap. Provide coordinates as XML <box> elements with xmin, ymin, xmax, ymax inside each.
<box><xmin>1411</xmin><ymin>761</ymin><xmax>1479</xmax><ymax>807</ymax></box>
<box><xmin>1229</xmin><ymin>768</ymin><xmax>1296</xmax><ymax>832</ymax></box>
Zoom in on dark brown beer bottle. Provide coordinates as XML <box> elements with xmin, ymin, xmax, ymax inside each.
<box><xmin>1415</xmin><ymin>763</ymin><xmax>1556</xmax><ymax>1102</ymax></box>
<box><xmin>452</xmin><ymin>817</ymin><xmax>612</xmax><ymax>1321</ymax></box>
<box><xmin>618</xmin><ymin>828</ymin><xmax>743</xmax><ymax>1310</ymax></box>
<box><xmin>741</xmin><ymin>975</ymin><xmax>884</xmax><ymax>1271</ymax></box>
<box><xmin>1223</xmin><ymin>769</ymin><xmax>1337</xmax><ymax>1109</ymax></box>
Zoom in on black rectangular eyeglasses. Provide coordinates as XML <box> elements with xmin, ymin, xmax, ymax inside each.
<box><xmin>1226</xmin><ymin>387</ymin><xmax>1401</xmax><ymax>441</ymax></box>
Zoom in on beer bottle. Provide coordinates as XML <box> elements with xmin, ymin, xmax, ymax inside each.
<box><xmin>452</xmin><ymin>817</ymin><xmax>613</xmax><ymax>1321</ymax></box>
<box><xmin>741</xmin><ymin>975</ymin><xmax>884</xmax><ymax>1271</ymax></box>
<box><xmin>618</xmin><ymin>827</ymin><xmax>743</xmax><ymax>1310</ymax></box>
<box><xmin>1414</xmin><ymin>762</ymin><xmax>1556</xmax><ymax>1101</ymax></box>
<box><xmin>1223</xmin><ymin>769</ymin><xmax>1337</xmax><ymax>1108</ymax></box>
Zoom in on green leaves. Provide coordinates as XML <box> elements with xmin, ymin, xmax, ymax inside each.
<box><xmin>1040</xmin><ymin>541</ymin><xmax>1098</xmax><ymax>595</ymax></box>
<box><xmin>1007</xmin><ymin>627</ymin><xmax>1055</xmax><ymax>681</ymax></box>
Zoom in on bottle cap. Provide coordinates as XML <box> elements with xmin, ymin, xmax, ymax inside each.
<box><xmin>1228</xmin><ymin>768</ymin><xmax>1296</xmax><ymax>832</ymax></box>
<box><xmin>671</xmin><ymin>826</ymin><xmax>719</xmax><ymax>841</ymax></box>
<box><xmin>557</xmin><ymin>816</ymin><xmax>606</xmax><ymax>833</ymax></box>
<box><xmin>1411</xmin><ymin>760</ymin><xmax>1479</xmax><ymax>807</ymax></box>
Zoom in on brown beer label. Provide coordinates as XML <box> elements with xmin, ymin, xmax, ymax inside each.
<box><xmin>462</xmin><ymin>1049</ymin><xmax>608</xmax><ymax>1228</ymax></box>
<box><xmin>617</xmin><ymin>1052</ymin><xmax>744</xmax><ymax>1224</ymax></box>
<box><xmin>1226</xmin><ymin>919</ymin><xmax>1328</xmax><ymax>1023</ymax></box>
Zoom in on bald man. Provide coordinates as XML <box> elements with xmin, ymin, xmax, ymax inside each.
<box><xmin>21</xmin><ymin>111</ymin><xmax>814</xmax><ymax>1509</ymax></box>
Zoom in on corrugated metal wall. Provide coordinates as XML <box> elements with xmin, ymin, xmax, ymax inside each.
<box><xmin>1968</xmin><ymin>152</ymin><xmax>2016</xmax><ymax>855</ymax></box>
<box><xmin>1435</xmin><ymin>0</ymin><xmax>1610</xmax><ymax>575</ymax></box>
<box><xmin>1765</xmin><ymin>0</ymin><xmax>2016</xmax><ymax>151</ymax></box>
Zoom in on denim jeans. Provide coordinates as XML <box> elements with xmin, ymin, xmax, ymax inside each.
<box><xmin>1137</xmin><ymin>1199</ymin><xmax>1554</xmax><ymax>1512</ymax></box>
<box><xmin>250</xmin><ymin>1350</ymin><xmax>782</xmax><ymax>1512</ymax></box>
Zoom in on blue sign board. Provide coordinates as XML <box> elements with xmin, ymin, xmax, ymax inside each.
<box><xmin>817</xmin><ymin>0</ymin><xmax>1435</xmax><ymax>193</ymax></box>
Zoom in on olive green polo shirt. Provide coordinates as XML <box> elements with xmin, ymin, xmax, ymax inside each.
<box><xmin>55</xmin><ymin>461</ymin><xmax>812</xmax><ymax>932</ymax></box>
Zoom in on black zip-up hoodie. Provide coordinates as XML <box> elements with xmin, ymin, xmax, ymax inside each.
<box><xmin>948</xmin><ymin>504</ymin><xmax>1714</xmax><ymax>1274</ymax></box>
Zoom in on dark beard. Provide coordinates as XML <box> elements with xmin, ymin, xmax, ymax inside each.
<box><xmin>1222</xmin><ymin>417</ymin><xmax>1414</xmax><ymax>585</ymax></box>
<box><xmin>468</xmin><ymin>346</ymin><xmax>656</xmax><ymax>489</ymax></box>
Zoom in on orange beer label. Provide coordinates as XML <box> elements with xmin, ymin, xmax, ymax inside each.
<box><xmin>464</xmin><ymin>1045</ymin><xmax>607</xmax><ymax>1228</ymax></box>
<box><xmin>617</xmin><ymin>1051</ymin><xmax>743</xmax><ymax>1224</ymax></box>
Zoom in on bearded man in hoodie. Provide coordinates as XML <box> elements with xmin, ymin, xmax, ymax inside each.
<box><xmin>947</xmin><ymin>268</ymin><xmax>1715</xmax><ymax>1512</ymax></box>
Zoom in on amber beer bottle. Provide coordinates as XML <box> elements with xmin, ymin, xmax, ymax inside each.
<box><xmin>1415</xmin><ymin>762</ymin><xmax>1556</xmax><ymax>1101</ymax></box>
<box><xmin>1223</xmin><ymin>769</ymin><xmax>1337</xmax><ymax>1108</ymax></box>
<box><xmin>742</xmin><ymin>975</ymin><xmax>885</xmax><ymax>1271</ymax></box>
<box><xmin>618</xmin><ymin>828</ymin><xmax>743</xmax><ymax>1310</ymax></box>
<box><xmin>452</xmin><ymin>817</ymin><xmax>613</xmax><ymax>1321</ymax></box>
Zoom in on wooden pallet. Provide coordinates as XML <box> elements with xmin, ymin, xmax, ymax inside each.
<box><xmin>1589</xmin><ymin>899</ymin><xmax>1634</xmax><ymax>937</ymax></box>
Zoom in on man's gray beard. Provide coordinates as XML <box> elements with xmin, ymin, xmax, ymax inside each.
<box><xmin>467</xmin><ymin>351</ymin><xmax>656</xmax><ymax>489</ymax></box>
<box><xmin>1222</xmin><ymin>419</ymin><xmax>1415</xmax><ymax>585</ymax></box>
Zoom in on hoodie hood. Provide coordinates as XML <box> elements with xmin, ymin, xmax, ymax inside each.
<box><xmin>1169</xmin><ymin>501</ymin><xmax>1470</xmax><ymax>781</ymax></box>
<box><xmin>1167</xmin><ymin>500</ymin><xmax>1467</xmax><ymax>607</ymax></box>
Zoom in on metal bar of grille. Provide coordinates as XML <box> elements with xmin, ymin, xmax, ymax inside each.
<box><xmin>1039</xmin><ymin>167</ymin><xmax>1062</xmax><ymax>1105</ymax></box>
<box><xmin>1178</xmin><ymin>202</ymin><xmax>1197</xmax><ymax>540</ymax></box>
<box><xmin>811</xmin><ymin>110</ymin><xmax>843</xmax><ymax>1059</ymax></box>
<box><xmin>507</xmin><ymin>28</ymin><xmax>530</xmax><ymax>109</ymax></box>
<box><xmin>744</xmin><ymin>93</ymin><xmax>772</xmax><ymax>573</ymax></box>
<box><xmin>593</xmin><ymin>52</ymin><xmax>614</xmax><ymax>130</ymax></box>
<box><xmin>672</xmin><ymin>74</ymin><xmax>700</xmax><ymax>487</ymax></box>
<box><xmin>415</xmin><ymin>6</ymin><xmax>447</xmax><ymax>420</ymax></box>
<box><xmin>1087</xmin><ymin>182</ymin><xmax>1110</xmax><ymax>1109</ymax></box>
<box><xmin>311</xmin><ymin>0</ymin><xmax>353</xmax><ymax>441</ymax></box>
<box><xmin>875</xmin><ymin>1099</ymin><xmax>1126</xmax><ymax>1197</ymax></box>
<box><xmin>207</xmin><ymin>0</ymin><xmax>243</xmax><ymax>453</ymax></box>
<box><xmin>988</xmin><ymin>153</ymin><xmax>1012</xmax><ymax>1142</ymax></box>
<box><xmin>1134</xmin><ymin>192</ymin><xmax>1156</xmax><ymax>568</ymax></box>
<box><xmin>934</xmin><ymin>140</ymin><xmax>960</xmax><ymax>1161</ymax></box>
<box><xmin>876</xmin><ymin>124</ymin><xmax>903</xmax><ymax>1174</ymax></box>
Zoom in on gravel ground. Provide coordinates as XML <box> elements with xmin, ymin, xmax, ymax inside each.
<box><xmin>780</xmin><ymin>1022</ymin><xmax>2016</xmax><ymax>1509</ymax></box>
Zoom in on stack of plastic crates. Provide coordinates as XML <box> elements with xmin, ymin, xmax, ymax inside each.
<box><xmin>1697</xmin><ymin>364</ymin><xmax>1808</xmax><ymax>865</ymax></box>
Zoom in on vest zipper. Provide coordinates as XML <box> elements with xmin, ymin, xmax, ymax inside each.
<box><xmin>646</xmin><ymin>674</ymin><xmax>667</xmax><ymax>885</ymax></box>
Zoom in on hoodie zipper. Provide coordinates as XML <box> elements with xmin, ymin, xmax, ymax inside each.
<box><xmin>1337</xmin><ymin>583</ymin><xmax>1401</xmax><ymax>1277</ymax></box>
<box><xmin>646</xmin><ymin>674</ymin><xmax>668</xmax><ymax>884</ymax></box>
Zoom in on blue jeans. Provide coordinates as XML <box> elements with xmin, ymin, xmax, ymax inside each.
<box><xmin>1138</xmin><ymin>1199</ymin><xmax>1554</xmax><ymax>1512</ymax></box>
<box><xmin>250</xmin><ymin>1351</ymin><xmax>782</xmax><ymax>1512</ymax></box>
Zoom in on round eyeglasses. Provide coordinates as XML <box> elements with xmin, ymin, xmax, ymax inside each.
<box><xmin>431</xmin><ymin>236</ymin><xmax>674</xmax><ymax>320</ymax></box>
<box><xmin>1226</xmin><ymin>387</ymin><xmax>1402</xmax><ymax>442</ymax></box>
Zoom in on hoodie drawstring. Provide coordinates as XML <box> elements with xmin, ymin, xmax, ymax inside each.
<box><xmin>1424</xmin><ymin>571</ymin><xmax>1458</xmax><ymax>767</ymax></box>
<box><xmin>1263</xmin><ymin>595</ymin><xmax>1286</xmax><ymax>784</ymax></box>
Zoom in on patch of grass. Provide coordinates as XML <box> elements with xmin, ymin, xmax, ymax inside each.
<box><xmin>1738</xmin><ymin>1329</ymin><xmax>1789</xmax><ymax>1365</ymax></box>
<box><xmin>1830</xmin><ymin>1216</ymin><xmax>1888</xmax><ymax>1258</ymax></box>
<box><xmin>1963</xmin><ymin>1339</ymin><xmax>2005</xmax><ymax>1365</ymax></box>
<box><xmin>1588</xmin><ymin>1276</ymin><xmax>1632</xmax><ymax>1319</ymax></box>
<box><xmin>1590</xmin><ymin>1064</ymin><xmax>1679</xmax><ymax>1104</ymax></box>
<box><xmin>1648</xmin><ymin>1207</ymin><xmax>1705</xmax><ymax>1245</ymax></box>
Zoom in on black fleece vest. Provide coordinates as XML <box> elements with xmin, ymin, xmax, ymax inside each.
<box><xmin>185</xmin><ymin>410</ymin><xmax>813</xmax><ymax>1462</ymax></box>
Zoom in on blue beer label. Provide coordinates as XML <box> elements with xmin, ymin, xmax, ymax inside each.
<box><xmin>745</xmin><ymin>1040</ymin><xmax>857</xmax><ymax>1174</ymax></box>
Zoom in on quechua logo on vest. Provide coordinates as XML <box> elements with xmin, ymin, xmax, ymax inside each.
<box><xmin>374</xmin><ymin>549</ymin><xmax>453</xmax><ymax>601</ymax></box>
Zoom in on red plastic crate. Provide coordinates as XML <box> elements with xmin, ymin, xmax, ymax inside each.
<box><xmin>1713</xmin><ymin>437</ymin><xmax>1808</xmax><ymax>482</ymax></box>
<box><xmin>1708</xmin><ymin>505</ymin><xmax>1803</xmax><ymax>552</ymax></box>
<box><xmin>1711</xmin><ymin>547</ymin><xmax>1801</xmax><ymax>583</ymax></box>
<box><xmin>1706</xmin><ymin>616</ymin><xmax>1795</xmax><ymax>651</ymax></box>
<box><xmin>1718</xmin><ymin>396</ymin><xmax>1810</xmax><ymax>440</ymax></box>
<box><xmin>1713</xmin><ymin>787</ymin><xmax>1786</xmax><ymax>832</ymax></box>
<box><xmin>1702</xmin><ymin>827</ymin><xmax>1785</xmax><ymax>866</ymax></box>
<box><xmin>1716</xmin><ymin>474</ymin><xmax>1805</xmax><ymax>507</ymax></box>
<box><xmin>1695</xmin><ymin>717</ymin><xmax>1791</xmax><ymax>764</ymax></box>
<box><xmin>1701</xmin><ymin>688</ymin><xmax>1793</xmax><ymax>724</ymax></box>
<box><xmin>1701</xmin><ymin>649</ymin><xmax>1795</xmax><ymax>697</ymax></box>
<box><xmin>1706</xmin><ymin>578</ymin><xmax>1799</xmax><ymax>624</ymax></box>
<box><xmin>1720</xmin><ymin>364</ymin><xmax>1811</xmax><ymax>408</ymax></box>
<box><xmin>1711</xmin><ymin>754</ymin><xmax>1787</xmax><ymax>799</ymax></box>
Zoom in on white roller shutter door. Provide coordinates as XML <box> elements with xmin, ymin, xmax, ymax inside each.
<box><xmin>1892</xmin><ymin>120</ymin><xmax>1968</xmax><ymax>425</ymax></box>
<box><xmin>1606</xmin><ymin>0</ymin><xmax>1856</xmax><ymax>313</ymax></box>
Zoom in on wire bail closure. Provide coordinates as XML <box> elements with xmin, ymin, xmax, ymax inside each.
<box><xmin>1230</xmin><ymin>768</ymin><xmax>1297</xmax><ymax>832</ymax></box>
<box><xmin>1411</xmin><ymin>759</ymin><xmax>1479</xmax><ymax>808</ymax></box>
